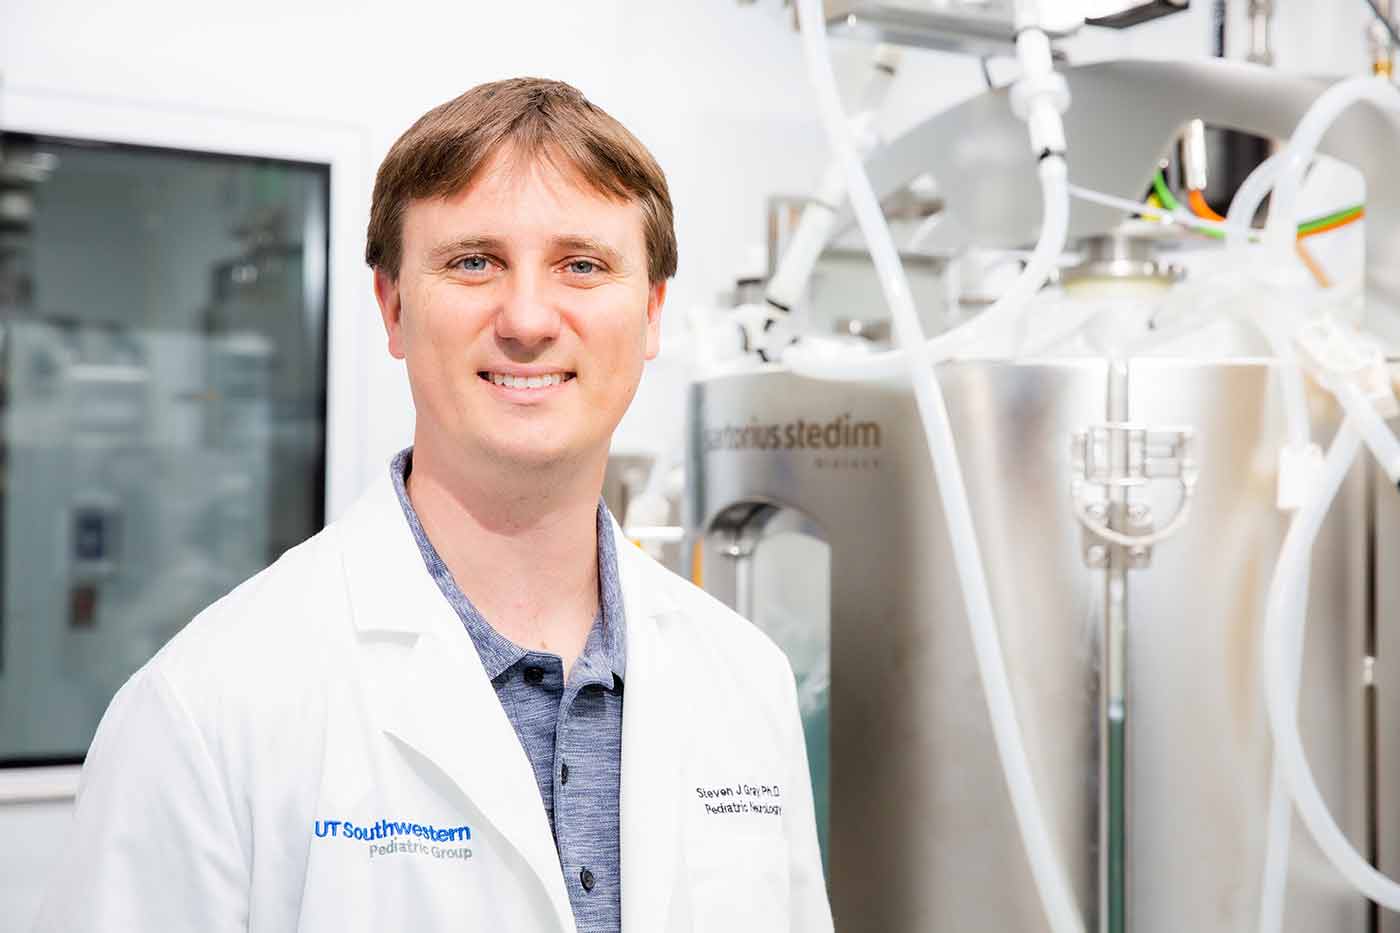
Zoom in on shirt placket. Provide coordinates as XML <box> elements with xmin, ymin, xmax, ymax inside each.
<box><xmin>555</xmin><ymin>653</ymin><xmax>617</xmax><ymax>924</ymax></box>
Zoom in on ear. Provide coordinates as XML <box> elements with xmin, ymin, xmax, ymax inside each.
<box><xmin>643</xmin><ymin>279</ymin><xmax>667</xmax><ymax>361</ymax></box>
<box><xmin>373</xmin><ymin>267</ymin><xmax>407</xmax><ymax>360</ymax></box>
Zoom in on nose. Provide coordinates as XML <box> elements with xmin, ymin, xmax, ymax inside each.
<box><xmin>494</xmin><ymin>271</ymin><xmax>561</xmax><ymax>349</ymax></box>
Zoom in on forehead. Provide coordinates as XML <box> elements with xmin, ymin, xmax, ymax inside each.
<box><xmin>402</xmin><ymin>148</ymin><xmax>646</xmax><ymax>254</ymax></box>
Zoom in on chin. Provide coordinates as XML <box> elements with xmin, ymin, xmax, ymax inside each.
<box><xmin>478</xmin><ymin>435</ymin><xmax>587</xmax><ymax>472</ymax></box>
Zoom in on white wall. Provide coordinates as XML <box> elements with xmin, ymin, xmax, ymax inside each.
<box><xmin>0</xmin><ymin>0</ymin><xmax>1386</xmax><ymax>925</ymax></box>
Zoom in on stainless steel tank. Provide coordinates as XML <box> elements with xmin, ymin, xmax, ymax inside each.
<box><xmin>685</xmin><ymin>360</ymin><xmax>1389</xmax><ymax>931</ymax></box>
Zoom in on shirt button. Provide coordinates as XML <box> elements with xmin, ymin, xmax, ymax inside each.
<box><xmin>580</xmin><ymin>867</ymin><xmax>596</xmax><ymax>892</ymax></box>
<box><xmin>560</xmin><ymin>762</ymin><xmax>570</xmax><ymax>785</ymax></box>
<box><xmin>523</xmin><ymin>666</ymin><xmax>545</xmax><ymax>685</ymax></box>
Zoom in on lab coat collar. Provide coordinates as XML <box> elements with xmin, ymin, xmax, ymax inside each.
<box><xmin>337</xmin><ymin>474</ymin><xmax>575</xmax><ymax>931</ymax></box>
<box><xmin>337</xmin><ymin>473</ymin><xmax>686</xmax><ymax>932</ymax></box>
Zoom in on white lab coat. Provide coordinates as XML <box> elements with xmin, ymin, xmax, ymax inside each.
<box><xmin>35</xmin><ymin>470</ymin><xmax>832</xmax><ymax>933</ymax></box>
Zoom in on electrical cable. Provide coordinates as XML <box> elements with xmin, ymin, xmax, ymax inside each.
<box><xmin>1211</xmin><ymin>175</ymin><xmax>1338</xmax><ymax>285</ymax></box>
<box><xmin>1078</xmin><ymin>174</ymin><xmax>1363</xmax><ymax>242</ymax></box>
<box><xmin>1188</xmin><ymin>188</ymin><xmax>1227</xmax><ymax>223</ymax></box>
<box><xmin>1298</xmin><ymin>208</ymin><xmax>1366</xmax><ymax>238</ymax></box>
<box><xmin>1151</xmin><ymin>171</ymin><xmax>1182</xmax><ymax>212</ymax></box>
<box><xmin>1263</xmin><ymin>77</ymin><xmax>1400</xmax><ymax>256</ymax></box>
<box><xmin>1300</xmin><ymin>205</ymin><xmax>1366</xmax><ymax>231</ymax></box>
<box><xmin>1069</xmin><ymin>184</ymin><xmax>1234</xmax><ymax>236</ymax></box>
<box><xmin>1155</xmin><ymin>172</ymin><xmax>1228</xmax><ymax>239</ymax></box>
<box><xmin>1293</xmin><ymin>241</ymin><xmax>1334</xmax><ymax>288</ymax></box>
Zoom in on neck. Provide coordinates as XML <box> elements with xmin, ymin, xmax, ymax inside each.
<box><xmin>406</xmin><ymin>432</ymin><xmax>607</xmax><ymax>666</ymax></box>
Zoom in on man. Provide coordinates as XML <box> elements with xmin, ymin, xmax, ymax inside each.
<box><xmin>36</xmin><ymin>78</ymin><xmax>831</xmax><ymax>932</ymax></box>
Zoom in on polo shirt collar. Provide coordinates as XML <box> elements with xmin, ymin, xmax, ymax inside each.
<box><xmin>389</xmin><ymin>447</ymin><xmax>627</xmax><ymax>685</ymax></box>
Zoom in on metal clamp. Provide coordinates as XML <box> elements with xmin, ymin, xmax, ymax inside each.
<box><xmin>1071</xmin><ymin>422</ymin><xmax>1199</xmax><ymax>551</ymax></box>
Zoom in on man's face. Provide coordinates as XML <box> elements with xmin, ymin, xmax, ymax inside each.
<box><xmin>375</xmin><ymin>150</ymin><xmax>665</xmax><ymax>474</ymax></box>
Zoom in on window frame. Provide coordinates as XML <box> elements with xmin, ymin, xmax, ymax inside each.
<box><xmin>0</xmin><ymin>84</ymin><xmax>372</xmax><ymax>796</ymax></box>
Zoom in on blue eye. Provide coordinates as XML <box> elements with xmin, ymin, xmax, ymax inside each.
<box><xmin>457</xmin><ymin>255</ymin><xmax>490</xmax><ymax>273</ymax></box>
<box><xmin>567</xmin><ymin>259</ymin><xmax>598</xmax><ymax>275</ymax></box>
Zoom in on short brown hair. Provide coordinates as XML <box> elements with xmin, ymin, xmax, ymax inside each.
<box><xmin>365</xmin><ymin>77</ymin><xmax>677</xmax><ymax>284</ymax></box>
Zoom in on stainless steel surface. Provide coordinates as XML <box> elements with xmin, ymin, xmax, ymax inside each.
<box><xmin>1101</xmin><ymin>361</ymin><xmax>1130</xmax><ymax>933</ymax></box>
<box><xmin>686</xmin><ymin>361</ymin><xmax>1376</xmax><ymax>930</ymax></box>
<box><xmin>1062</xmin><ymin>234</ymin><xmax>1185</xmax><ymax>290</ymax></box>
<box><xmin>1127</xmin><ymin>362</ymin><xmax>1368</xmax><ymax>932</ymax></box>
<box><xmin>842</xmin><ymin>59</ymin><xmax>1400</xmax><ymax>319</ymax></box>
<box><xmin>689</xmin><ymin>363</ymin><xmax>1105</xmax><ymax>930</ymax></box>
<box><xmin>1377</xmin><ymin>427</ymin><xmax>1400</xmax><ymax>933</ymax></box>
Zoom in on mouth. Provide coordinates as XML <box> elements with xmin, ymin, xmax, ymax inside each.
<box><xmin>478</xmin><ymin>371</ymin><xmax>576</xmax><ymax>390</ymax></box>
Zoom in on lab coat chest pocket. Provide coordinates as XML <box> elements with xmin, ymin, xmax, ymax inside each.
<box><xmin>683</xmin><ymin>766</ymin><xmax>792</xmax><ymax>932</ymax></box>
<box><xmin>686</xmin><ymin>821</ymin><xmax>791</xmax><ymax>933</ymax></box>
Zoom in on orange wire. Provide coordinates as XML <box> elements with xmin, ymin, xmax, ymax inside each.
<box><xmin>1298</xmin><ymin>209</ymin><xmax>1366</xmax><ymax>239</ymax></box>
<box><xmin>1187</xmin><ymin>188</ymin><xmax>1227</xmax><ymax>223</ymax></box>
<box><xmin>1186</xmin><ymin>184</ymin><xmax>1341</xmax><ymax>285</ymax></box>
<box><xmin>1294</xmin><ymin>241</ymin><xmax>1333</xmax><ymax>289</ymax></box>
<box><xmin>1189</xmin><ymin>185</ymin><xmax>1363</xmax><ymax>240</ymax></box>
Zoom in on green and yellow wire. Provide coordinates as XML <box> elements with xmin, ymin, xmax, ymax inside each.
<box><xmin>1145</xmin><ymin>170</ymin><xmax>1364</xmax><ymax>241</ymax></box>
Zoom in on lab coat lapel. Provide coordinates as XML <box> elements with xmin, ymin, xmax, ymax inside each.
<box><xmin>614</xmin><ymin>524</ymin><xmax>686</xmax><ymax>931</ymax></box>
<box><xmin>337</xmin><ymin>476</ymin><xmax>575</xmax><ymax>933</ymax></box>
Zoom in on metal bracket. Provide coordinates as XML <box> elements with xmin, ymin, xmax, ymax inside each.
<box><xmin>1079</xmin><ymin>502</ymin><xmax>1158</xmax><ymax>569</ymax></box>
<box><xmin>1072</xmin><ymin>422</ymin><xmax>1199</xmax><ymax>566</ymax></box>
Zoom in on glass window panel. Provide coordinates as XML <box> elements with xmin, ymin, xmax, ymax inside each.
<box><xmin>0</xmin><ymin>134</ymin><xmax>329</xmax><ymax>766</ymax></box>
<box><xmin>751</xmin><ymin>528</ymin><xmax>831</xmax><ymax>873</ymax></box>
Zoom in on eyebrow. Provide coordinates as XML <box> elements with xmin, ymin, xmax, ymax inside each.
<box><xmin>426</xmin><ymin>234</ymin><xmax>627</xmax><ymax>270</ymax></box>
<box><xmin>551</xmin><ymin>236</ymin><xmax>625</xmax><ymax>270</ymax></box>
<box><xmin>427</xmin><ymin>235</ymin><xmax>505</xmax><ymax>266</ymax></box>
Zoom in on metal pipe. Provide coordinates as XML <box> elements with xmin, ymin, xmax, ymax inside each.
<box><xmin>1102</xmin><ymin>363</ymin><xmax>1130</xmax><ymax>933</ymax></box>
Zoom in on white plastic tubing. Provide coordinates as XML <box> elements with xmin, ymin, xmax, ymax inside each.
<box><xmin>1264</xmin><ymin>77</ymin><xmax>1400</xmax><ymax>256</ymax></box>
<box><xmin>794</xmin><ymin>2</ymin><xmax>1085</xmax><ymax>932</ymax></box>
<box><xmin>765</xmin><ymin>44</ymin><xmax>902</xmax><ymax>312</ymax></box>
<box><xmin>1256</xmin><ymin>74</ymin><xmax>1400</xmax><ymax>922</ymax></box>
<box><xmin>1233</xmin><ymin>80</ymin><xmax>1400</xmax><ymax>469</ymax></box>
<box><xmin>784</xmin><ymin>81</ymin><xmax>1070</xmax><ymax>377</ymax></box>
<box><xmin>784</xmin><ymin>158</ymin><xmax>1069</xmax><ymax>378</ymax></box>
<box><xmin>1259</xmin><ymin>420</ymin><xmax>1400</xmax><ymax>910</ymax></box>
<box><xmin>1338</xmin><ymin>381</ymin><xmax>1400</xmax><ymax>485</ymax></box>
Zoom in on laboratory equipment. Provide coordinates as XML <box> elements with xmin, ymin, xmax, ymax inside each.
<box><xmin>687</xmin><ymin>25</ymin><xmax>1400</xmax><ymax>930</ymax></box>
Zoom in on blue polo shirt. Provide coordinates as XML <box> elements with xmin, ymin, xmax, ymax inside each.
<box><xmin>390</xmin><ymin>449</ymin><xmax>625</xmax><ymax>933</ymax></box>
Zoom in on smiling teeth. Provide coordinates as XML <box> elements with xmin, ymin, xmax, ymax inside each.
<box><xmin>490</xmin><ymin>372</ymin><xmax>568</xmax><ymax>389</ymax></box>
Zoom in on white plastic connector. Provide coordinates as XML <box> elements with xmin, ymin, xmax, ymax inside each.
<box><xmin>1295</xmin><ymin>317</ymin><xmax>1399</xmax><ymax>419</ymax></box>
<box><xmin>732</xmin><ymin>302</ymin><xmax>797</xmax><ymax>363</ymax></box>
<box><xmin>763</xmin><ymin>44</ymin><xmax>899</xmax><ymax>313</ymax></box>
<box><xmin>1277</xmin><ymin>443</ymin><xmax>1325</xmax><ymax>511</ymax></box>
<box><xmin>1016</xmin><ymin>0</ymin><xmax>1087</xmax><ymax>33</ymax></box>
<box><xmin>1010</xmin><ymin>28</ymin><xmax>1071</xmax><ymax>156</ymax></box>
<box><xmin>1184</xmin><ymin>118</ymin><xmax>1209</xmax><ymax>192</ymax></box>
<box><xmin>1295</xmin><ymin>317</ymin><xmax>1400</xmax><ymax>487</ymax></box>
